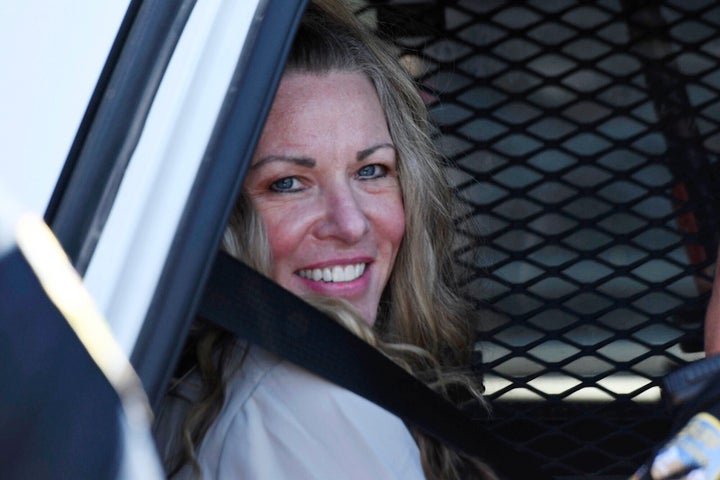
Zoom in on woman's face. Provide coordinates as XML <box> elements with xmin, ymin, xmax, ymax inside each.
<box><xmin>244</xmin><ymin>71</ymin><xmax>405</xmax><ymax>325</ymax></box>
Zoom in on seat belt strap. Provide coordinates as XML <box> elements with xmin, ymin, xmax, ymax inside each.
<box><xmin>198</xmin><ymin>251</ymin><xmax>551</xmax><ymax>480</ymax></box>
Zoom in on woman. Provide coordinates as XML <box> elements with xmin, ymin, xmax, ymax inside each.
<box><xmin>154</xmin><ymin>1</ymin><xmax>495</xmax><ymax>478</ymax></box>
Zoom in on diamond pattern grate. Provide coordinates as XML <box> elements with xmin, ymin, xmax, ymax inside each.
<box><xmin>358</xmin><ymin>0</ymin><xmax>720</xmax><ymax>476</ymax></box>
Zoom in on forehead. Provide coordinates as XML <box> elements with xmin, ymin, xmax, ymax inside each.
<box><xmin>273</xmin><ymin>70</ymin><xmax>377</xmax><ymax>108</ymax></box>
<box><xmin>257</xmin><ymin>71</ymin><xmax>391</xmax><ymax>152</ymax></box>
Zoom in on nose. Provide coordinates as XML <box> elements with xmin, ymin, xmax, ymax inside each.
<box><xmin>314</xmin><ymin>186</ymin><xmax>370</xmax><ymax>243</ymax></box>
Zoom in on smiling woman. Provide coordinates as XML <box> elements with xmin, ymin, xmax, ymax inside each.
<box><xmin>244</xmin><ymin>71</ymin><xmax>405</xmax><ymax>325</ymax></box>
<box><xmin>153</xmin><ymin>1</ymin><xmax>496</xmax><ymax>479</ymax></box>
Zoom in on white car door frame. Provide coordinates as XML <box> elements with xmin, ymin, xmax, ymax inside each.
<box><xmin>46</xmin><ymin>0</ymin><xmax>308</xmax><ymax>407</ymax></box>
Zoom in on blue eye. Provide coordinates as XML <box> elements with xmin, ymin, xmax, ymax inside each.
<box><xmin>357</xmin><ymin>164</ymin><xmax>387</xmax><ymax>179</ymax></box>
<box><xmin>270</xmin><ymin>177</ymin><xmax>301</xmax><ymax>192</ymax></box>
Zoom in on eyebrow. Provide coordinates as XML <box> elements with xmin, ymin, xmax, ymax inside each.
<box><xmin>357</xmin><ymin>143</ymin><xmax>395</xmax><ymax>161</ymax></box>
<box><xmin>251</xmin><ymin>143</ymin><xmax>396</xmax><ymax>169</ymax></box>
<box><xmin>250</xmin><ymin>155</ymin><xmax>316</xmax><ymax>170</ymax></box>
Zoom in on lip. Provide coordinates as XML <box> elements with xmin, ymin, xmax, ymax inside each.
<box><xmin>294</xmin><ymin>258</ymin><xmax>373</xmax><ymax>298</ymax></box>
<box><xmin>296</xmin><ymin>256</ymin><xmax>374</xmax><ymax>271</ymax></box>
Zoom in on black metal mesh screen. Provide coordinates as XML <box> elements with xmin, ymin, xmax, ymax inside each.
<box><xmin>358</xmin><ymin>1</ymin><xmax>720</xmax><ymax>477</ymax></box>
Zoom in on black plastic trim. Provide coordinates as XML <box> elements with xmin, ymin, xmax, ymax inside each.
<box><xmin>46</xmin><ymin>0</ymin><xmax>196</xmax><ymax>274</ymax></box>
<box><xmin>44</xmin><ymin>0</ymin><xmax>142</xmax><ymax>226</ymax></box>
<box><xmin>131</xmin><ymin>0</ymin><xmax>309</xmax><ymax>408</ymax></box>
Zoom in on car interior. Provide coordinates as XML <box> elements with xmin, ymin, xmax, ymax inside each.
<box><xmin>26</xmin><ymin>0</ymin><xmax>720</xmax><ymax>478</ymax></box>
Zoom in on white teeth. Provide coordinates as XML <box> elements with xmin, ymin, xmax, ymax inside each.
<box><xmin>297</xmin><ymin>263</ymin><xmax>366</xmax><ymax>283</ymax></box>
<box><xmin>332</xmin><ymin>266</ymin><xmax>343</xmax><ymax>280</ymax></box>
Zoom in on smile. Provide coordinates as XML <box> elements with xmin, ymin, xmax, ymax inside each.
<box><xmin>297</xmin><ymin>263</ymin><xmax>366</xmax><ymax>283</ymax></box>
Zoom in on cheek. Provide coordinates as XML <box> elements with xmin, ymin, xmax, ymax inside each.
<box><xmin>376</xmin><ymin>195</ymin><xmax>406</xmax><ymax>255</ymax></box>
<box><xmin>266</xmin><ymin>227</ymin><xmax>292</xmax><ymax>264</ymax></box>
<box><xmin>390</xmin><ymin>206</ymin><xmax>406</xmax><ymax>251</ymax></box>
<box><xmin>256</xmin><ymin>203</ymin><xmax>306</xmax><ymax>278</ymax></box>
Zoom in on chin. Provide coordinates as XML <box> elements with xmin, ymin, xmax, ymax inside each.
<box><xmin>354</xmin><ymin>303</ymin><xmax>377</xmax><ymax>327</ymax></box>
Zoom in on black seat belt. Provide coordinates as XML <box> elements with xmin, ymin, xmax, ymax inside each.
<box><xmin>198</xmin><ymin>251</ymin><xmax>551</xmax><ymax>480</ymax></box>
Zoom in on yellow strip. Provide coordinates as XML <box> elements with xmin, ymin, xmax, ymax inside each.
<box><xmin>14</xmin><ymin>213</ymin><xmax>152</xmax><ymax>422</ymax></box>
<box><xmin>697</xmin><ymin>412</ymin><xmax>720</xmax><ymax>433</ymax></box>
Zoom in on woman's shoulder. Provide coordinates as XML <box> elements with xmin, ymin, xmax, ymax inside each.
<box><xmin>232</xmin><ymin>345</ymin><xmax>395</xmax><ymax>428</ymax></box>
<box><xmin>210</xmin><ymin>344</ymin><xmax>425</xmax><ymax>479</ymax></box>
<box><xmin>224</xmin><ymin>344</ymin><xmax>401</xmax><ymax>431</ymax></box>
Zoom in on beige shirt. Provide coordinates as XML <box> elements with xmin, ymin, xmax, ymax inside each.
<box><xmin>154</xmin><ymin>342</ymin><xmax>425</xmax><ymax>479</ymax></box>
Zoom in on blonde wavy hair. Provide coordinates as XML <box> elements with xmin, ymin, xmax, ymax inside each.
<box><xmin>166</xmin><ymin>1</ymin><xmax>496</xmax><ymax>479</ymax></box>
